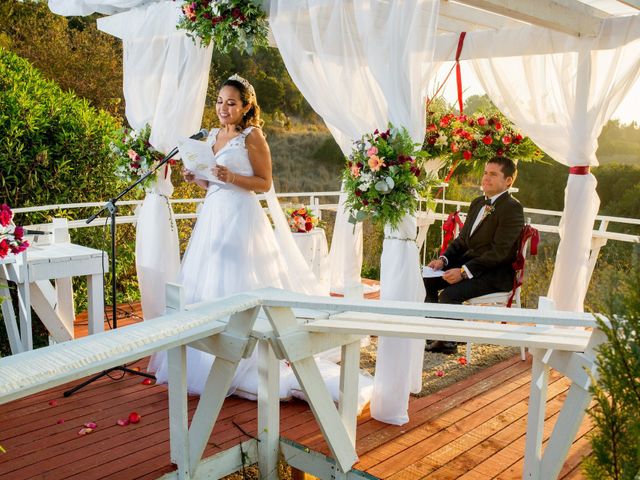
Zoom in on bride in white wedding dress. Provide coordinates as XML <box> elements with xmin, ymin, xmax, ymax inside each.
<box><xmin>151</xmin><ymin>74</ymin><xmax>372</xmax><ymax>409</ymax></box>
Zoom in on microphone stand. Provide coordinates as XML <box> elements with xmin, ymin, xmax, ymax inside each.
<box><xmin>63</xmin><ymin>145</ymin><xmax>180</xmax><ymax>397</ymax></box>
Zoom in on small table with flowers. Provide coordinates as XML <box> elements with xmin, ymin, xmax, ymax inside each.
<box><xmin>292</xmin><ymin>228</ymin><xmax>330</xmax><ymax>287</ymax></box>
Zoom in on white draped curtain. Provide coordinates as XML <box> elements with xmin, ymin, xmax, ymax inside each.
<box><xmin>466</xmin><ymin>15</ymin><xmax>640</xmax><ymax>311</ymax></box>
<box><xmin>97</xmin><ymin>2</ymin><xmax>212</xmax><ymax>333</ymax></box>
<box><xmin>270</xmin><ymin>0</ymin><xmax>440</xmax><ymax>425</ymax></box>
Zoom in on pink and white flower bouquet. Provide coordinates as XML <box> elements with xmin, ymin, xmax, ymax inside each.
<box><xmin>110</xmin><ymin>124</ymin><xmax>166</xmax><ymax>192</ymax></box>
<box><xmin>343</xmin><ymin>124</ymin><xmax>439</xmax><ymax>229</ymax></box>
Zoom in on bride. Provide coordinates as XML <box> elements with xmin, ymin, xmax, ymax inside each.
<box><xmin>152</xmin><ymin>74</ymin><xmax>372</xmax><ymax>407</ymax></box>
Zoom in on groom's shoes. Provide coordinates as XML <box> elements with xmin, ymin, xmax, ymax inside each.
<box><xmin>425</xmin><ymin>340</ymin><xmax>458</xmax><ymax>355</ymax></box>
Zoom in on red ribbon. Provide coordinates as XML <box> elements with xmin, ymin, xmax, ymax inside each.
<box><xmin>440</xmin><ymin>211</ymin><xmax>464</xmax><ymax>255</ymax></box>
<box><xmin>569</xmin><ymin>166</ymin><xmax>590</xmax><ymax>175</ymax></box>
<box><xmin>507</xmin><ymin>225</ymin><xmax>540</xmax><ymax>307</ymax></box>
<box><xmin>455</xmin><ymin>32</ymin><xmax>467</xmax><ymax>115</ymax></box>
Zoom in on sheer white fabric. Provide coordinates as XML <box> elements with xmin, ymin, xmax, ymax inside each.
<box><xmin>371</xmin><ymin>215</ymin><xmax>426</xmax><ymax>425</ymax></box>
<box><xmin>48</xmin><ymin>0</ymin><xmax>154</xmax><ymax>16</ymax></box>
<box><xmin>270</xmin><ymin>1</ymin><xmax>439</xmax><ymax>295</ymax></box>
<box><xmin>271</xmin><ymin>0</ymin><xmax>440</xmax><ymax>425</ymax></box>
<box><xmin>467</xmin><ymin>16</ymin><xmax>640</xmax><ymax>311</ymax></box>
<box><xmin>97</xmin><ymin>1</ymin><xmax>213</xmax><ymax>322</ymax></box>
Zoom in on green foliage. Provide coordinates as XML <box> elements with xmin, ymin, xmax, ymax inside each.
<box><xmin>208</xmin><ymin>47</ymin><xmax>317</xmax><ymax>121</ymax></box>
<box><xmin>0</xmin><ymin>0</ymin><xmax>123</xmax><ymax>117</ymax></box>
<box><xmin>176</xmin><ymin>0</ymin><xmax>268</xmax><ymax>54</ymax></box>
<box><xmin>583</xmin><ymin>268</ymin><xmax>640</xmax><ymax>480</ymax></box>
<box><xmin>0</xmin><ymin>47</ymin><xmax>121</xmax><ymax>208</ymax></box>
<box><xmin>597</xmin><ymin>119</ymin><xmax>640</xmax><ymax>165</ymax></box>
<box><xmin>0</xmin><ymin>48</ymin><xmax>133</xmax><ymax>357</ymax></box>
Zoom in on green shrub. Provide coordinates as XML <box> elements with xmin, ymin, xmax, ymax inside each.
<box><xmin>583</xmin><ymin>268</ymin><xmax>640</xmax><ymax>479</ymax></box>
<box><xmin>0</xmin><ymin>48</ymin><xmax>129</xmax><ymax>356</ymax></box>
<box><xmin>0</xmin><ymin>47</ymin><xmax>122</xmax><ymax>208</ymax></box>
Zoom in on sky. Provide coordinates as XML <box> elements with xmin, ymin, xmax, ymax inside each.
<box><xmin>439</xmin><ymin>62</ymin><xmax>639</xmax><ymax>126</ymax></box>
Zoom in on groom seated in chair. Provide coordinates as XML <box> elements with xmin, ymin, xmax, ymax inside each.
<box><xmin>424</xmin><ymin>156</ymin><xmax>524</xmax><ymax>354</ymax></box>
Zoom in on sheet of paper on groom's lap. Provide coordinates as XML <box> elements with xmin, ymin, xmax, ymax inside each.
<box><xmin>177</xmin><ymin>137</ymin><xmax>220</xmax><ymax>184</ymax></box>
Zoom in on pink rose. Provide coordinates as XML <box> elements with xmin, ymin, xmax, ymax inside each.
<box><xmin>477</xmin><ymin>117</ymin><xmax>487</xmax><ymax>127</ymax></box>
<box><xmin>350</xmin><ymin>163</ymin><xmax>361</xmax><ymax>177</ymax></box>
<box><xmin>127</xmin><ymin>149</ymin><xmax>138</xmax><ymax>161</ymax></box>
<box><xmin>494</xmin><ymin>121</ymin><xmax>503</xmax><ymax>131</ymax></box>
<box><xmin>367</xmin><ymin>146</ymin><xmax>378</xmax><ymax>157</ymax></box>
<box><xmin>14</xmin><ymin>226</ymin><xmax>24</xmax><ymax>240</ymax></box>
<box><xmin>502</xmin><ymin>135</ymin><xmax>512</xmax><ymax>145</ymax></box>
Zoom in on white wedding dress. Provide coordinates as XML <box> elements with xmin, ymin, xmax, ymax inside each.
<box><xmin>152</xmin><ymin>127</ymin><xmax>373</xmax><ymax>409</ymax></box>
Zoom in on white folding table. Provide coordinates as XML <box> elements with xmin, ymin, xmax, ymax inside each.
<box><xmin>0</xmin><ymin>242</ymin><xmax>108</xmax><ymax>354</ymax></box>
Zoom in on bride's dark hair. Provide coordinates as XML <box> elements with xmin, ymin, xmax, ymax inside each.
<box><xmin>221</xmin><ymin>78</ymin><xmax>264</xmax><ymax>131</ymax></box>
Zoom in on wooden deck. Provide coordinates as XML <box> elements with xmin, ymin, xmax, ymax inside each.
<box><xmin>0</xmin><ymin>300</ymin><xmax>592</xmax><ymax>479</ymax></box>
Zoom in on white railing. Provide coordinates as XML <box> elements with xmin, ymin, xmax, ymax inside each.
<box><xmin>14</xmin><ymin>191</ymin><xmax>639</xmax><ymax>254</ymax></box>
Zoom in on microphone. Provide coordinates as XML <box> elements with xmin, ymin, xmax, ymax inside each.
<box><xmin>189</xmin><ymin>129</ymin><xmax>208</xmax><ymax>140</ymax></box>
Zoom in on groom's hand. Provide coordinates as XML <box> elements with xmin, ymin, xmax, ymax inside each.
<box><xmin>428</xmin><ymin>259</ymin><xmax>445</xmax><ymax>270</ymax></box>
<box><xmin>443</xmin><ymin>268</ymin><xmax>463</xmax><ymax>284</ymax></box>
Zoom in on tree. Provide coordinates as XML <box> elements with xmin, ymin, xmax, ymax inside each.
<box><xmin>0</xmin><ymin>0</ymin><xmax>123</xmax><ymax>117</ymax></box>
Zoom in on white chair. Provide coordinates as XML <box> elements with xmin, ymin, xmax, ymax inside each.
<box><xmin>464</xmin><ymin>223</ymin><xmax>539</xmax><ymax>363</ymax></box>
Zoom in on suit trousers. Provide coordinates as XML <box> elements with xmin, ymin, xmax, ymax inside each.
<box><xmin>423</xmin><ymin>275</ymin><xmax>499</xmax><ymax>304</ymax></box>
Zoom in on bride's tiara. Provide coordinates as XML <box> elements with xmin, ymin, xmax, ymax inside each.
<box><xmin>228</xmin><ymin>73</ymin><xmax>256</xmax><ymax>99</ymax></box>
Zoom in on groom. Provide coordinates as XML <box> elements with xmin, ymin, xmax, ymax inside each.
<box><xmin>424</xmin><ymin>156</ymin><xmax>524</xmax><ymax>354</ymax></box>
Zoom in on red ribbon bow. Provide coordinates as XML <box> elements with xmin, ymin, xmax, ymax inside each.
<box><xmin>440</xmin><ymin>211</ymin><xmax>464</xmax><ymax>255</ymax></box>
<box><xmin>507</xmin><ymin>224</ymin><xmax>540</xmax><ymax>307</ymax></box>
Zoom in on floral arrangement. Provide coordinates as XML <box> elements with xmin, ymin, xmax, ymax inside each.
<box><xmin>0</xmin><ymin>204</ymin><xmax>30</xmax><ymax>260</ymax></box>
<box><xmin>423</xmin><ymin>108</ymin><xmax>542</xmax><ymax>169</ymax></box>
<box><xmin>110</xmin><ymin>124</ymin><xmax>165</xmax><ymax>191</ymax></box>
<box><xmin>343</xmin><ymin>125</ymin><xmax>439</xmax><ymax>229</ymax></box>
<box><xmin>177</xmin><ymin>0</ymin><xmax>269</xmax><ymax>54</ymax></box>
<box><xmin>285</xmin><ymin>205</ymin><xmax>319</xmax><ymax>233</ymax></box>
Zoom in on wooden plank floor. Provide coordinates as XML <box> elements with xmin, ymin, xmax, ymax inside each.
<box><xmin>0</xmin><ymin>297</ymin><xmax>592</xmax><ymax>479</ymax></box>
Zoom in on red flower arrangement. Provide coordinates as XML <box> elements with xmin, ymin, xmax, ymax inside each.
<box><xmin>423</xmin><ymin>108</ymin><xmax>542</xmax><ymax>169</ymax></box>
<box><xmin>0</xmin><ymin>204</ymin><xmax>30</xmax><ymax>260</ymax></box>
<box><xmin>285</xmin><ymin>205</ymin><xmax>319</xmax><ymax>233</ymax></box>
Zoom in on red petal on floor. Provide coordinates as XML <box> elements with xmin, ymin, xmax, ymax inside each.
<box><xmin>457</xmin><ymin>357</ymin><xmax>468</xmax><ymax>365</ymax></box>
<box><xmin>48</xmin><ymin>400</ymin><xmax>58</xmax><ymax>407</ymax></box>
<box><xmin>84</xmin><ymin>422</ymin><xmax>97</xmax><ymax>429</ymax></box>
<box><xmin>116</xmin><ymin>418</ymin><xmax>130</xmax><ymax>426</ymax></box>
<box><xmin>56</xmin><ymin>419</ymin><xmax>65</xmax><ymax>424</ymax></box>
<box><xmin>77</xmin><ymin>427</ymin><xmax>93</xmax><ymax>435</ymax></box>
<box><xmin>141</xmin><ymin>378</ymin><xmax>153</xmax><ymax>385</ymax></box>
<box><xmin>128</xmin><ymin>412</ymin><xmax>141</xmax><ymax>424</ymax></box>
<box><xmin>435</xmin><ymin>370</ymin><xmax>445</xmax><ymax>377</ymax></box>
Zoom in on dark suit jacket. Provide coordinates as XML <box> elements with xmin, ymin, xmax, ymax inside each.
<box><xmin>442</xmin><ymin>192</ymin><xmax>524</xmax><ymax>292</ymax></box>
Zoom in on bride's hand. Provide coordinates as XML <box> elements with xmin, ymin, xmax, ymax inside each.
<box><xmin>182</xmin><ymin>168</ymin><xmax>196</xmax><ymax>183</ymax></box>
<box><xmin>213</xmin><ymin>165</ymin><xmax>236</xmax><ymax>184</ymax></box>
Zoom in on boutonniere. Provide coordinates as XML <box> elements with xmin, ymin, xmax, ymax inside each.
<box><xmin>482</xmin><ymin>205</ymin><xmax>495</xmax><ymax>219</ymax></box>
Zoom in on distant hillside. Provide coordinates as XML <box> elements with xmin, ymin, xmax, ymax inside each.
<box><xmin>266</xmin><ymin>123</ymin><xmax>344</xmax><ymax>193</ymax></box>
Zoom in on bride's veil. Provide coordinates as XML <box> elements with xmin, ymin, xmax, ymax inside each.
<box><xmin>264</xmin><ymin>185</ymin><xmax>330</xmax><ymax>296</ymax></box>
